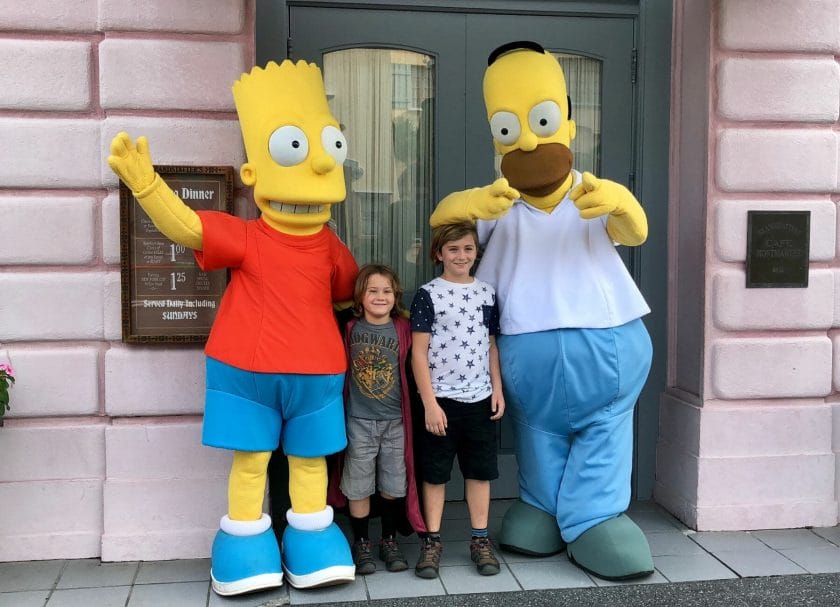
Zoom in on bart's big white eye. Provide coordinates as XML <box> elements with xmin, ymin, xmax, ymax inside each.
<box><xmin>489</xmin><ymin>111</ymin><xmax>521</xmax><ymax>146</ymax></box>
<box><xmin>321</xmin><ymin>126</ymin><xmax>348</xmax><ymax>164</ymax></box>
<box><xmin>528</xmin><ymin>100</ymin><xmax>561</xmax><ymax>138</ymax></box>
<box><xmin>268</xmin><ymin>126</ymin><xmax>309</xmax><ymax>166</ymax></box>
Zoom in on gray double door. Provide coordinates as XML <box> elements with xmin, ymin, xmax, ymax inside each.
<box><xmin>289</xmin><ymin>5</ymin><xmax>639</xmax><ymax>499</ymax></box>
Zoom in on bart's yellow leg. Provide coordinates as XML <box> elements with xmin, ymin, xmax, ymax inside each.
<box><xmin>229</xmin><ymin>450</ymin><xmax>272</xmax><ymax>521</ymax></box>
<box><xmin>288</xmin><ymin>455</ymin><xmax>327</xmax><ymax>514</ymax></box>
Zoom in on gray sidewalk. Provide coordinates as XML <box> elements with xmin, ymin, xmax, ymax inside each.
<box><xmin>2</xmin><ymin>500</ymin><xmax>840</xmax><ymax>606</ymax></box>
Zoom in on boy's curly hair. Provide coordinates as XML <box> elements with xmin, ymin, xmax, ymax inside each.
<box><xmin>352</xmin><ymin>264</ymin><xmax>406</xmax><ymax>318</ymax></box>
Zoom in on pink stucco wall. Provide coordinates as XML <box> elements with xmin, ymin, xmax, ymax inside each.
<box><xmin>0</xmin><ymin>0</ymin><xmax>255</xmax><ymax>561</ymax></box>
<box><xmin>2</xmin><ymin>0</ymin><xmax>839</xmax><ymax>564</ymax></box>
<box><xmin>657</xmin><ymin>0</ymin><xmax>840</xmax><ymax>531</ymax></box>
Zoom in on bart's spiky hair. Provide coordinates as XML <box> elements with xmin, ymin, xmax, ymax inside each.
<box><xmin>232</xmin><ymin>60</ymin><xmax>333</xmax><ymax>158</ymax></box>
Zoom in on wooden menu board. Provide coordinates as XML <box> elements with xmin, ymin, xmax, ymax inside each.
<box><xmin>120</xmin><ymin>166</ymin><xmax>234</xmax><ymax>343</ymax></box>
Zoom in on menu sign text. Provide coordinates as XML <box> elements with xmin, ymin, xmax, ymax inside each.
<box><xmin>120</xmin><ymin>166</ymin><xmax>234</xmax><ymax>342</ymax></box>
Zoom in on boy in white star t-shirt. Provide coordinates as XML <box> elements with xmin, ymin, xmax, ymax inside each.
<box><xmin>409</xmin><ymin>222</ymin><xmax>505</xmax><ymax>579</ymax></box>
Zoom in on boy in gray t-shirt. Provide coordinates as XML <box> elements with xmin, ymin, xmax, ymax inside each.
<box><xmin>339</xmin><ymin>265</ymin><xmax>420</xmax><ymax>575</ymax></box>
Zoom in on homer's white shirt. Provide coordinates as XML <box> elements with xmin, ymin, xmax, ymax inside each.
<box><xmin>475</xmin><ymin>171</ymin><xmax>650</xmax><ymax>335</ymax></box>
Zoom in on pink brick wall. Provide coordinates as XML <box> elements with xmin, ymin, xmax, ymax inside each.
<box><xmin>0</xmin><ymin>1</ymin><xmax>254</xmax><ymax>561</ymax></box>
<box><xmin>658</xmin><ymin>0</ymin><xmax>840</xmax><ymax>531</ymax></box>
<box><xmin>5</xmin><ymin>0</ymin><xmax>839</xmax><ymax>562</ymax></box>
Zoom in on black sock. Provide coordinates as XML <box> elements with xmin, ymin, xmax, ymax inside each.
<box><xmin>350</xmin><ymin>514</ymin><xmax>370</xmax><ymax>543</ymax></box>
<box><xmin>380</xmin><ymin>497</ymin><xmax>402</xmax><ymax>539</ymax></box>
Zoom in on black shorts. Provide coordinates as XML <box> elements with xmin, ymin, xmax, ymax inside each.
<box><xmin>419</xmin><ymin>397</ymin><xmax>499</xmax><ymax>484</ymax></box>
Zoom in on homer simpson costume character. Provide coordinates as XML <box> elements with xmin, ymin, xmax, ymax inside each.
<box><xmin>430</xmin><ymin>41</ymin><xmax>654</xmax><ymax>580</ymax></box>
<box><xmin>107</xmin><ymin>60</ymin><xmax>359</xmax><ymax>595</ymax></box>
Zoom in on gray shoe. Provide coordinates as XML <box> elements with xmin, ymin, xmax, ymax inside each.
<box><xmin>379</xmin><ymin>536</ymin><xmax>408</xmax><ymax>572</ymax></box>
<box><xmin>414</xmin><ymin>536</ymin><xmax>443</xmax><ymax>579</ymax></box>
<box><xmin>352</xmin><ymin>539</ymin><xmax>376</xmax><ymax>575</ymax></box>
<box><xmin>470</xmin><ymin>537</ymin><xmax>500</xmax><ymax>575</ymax></box>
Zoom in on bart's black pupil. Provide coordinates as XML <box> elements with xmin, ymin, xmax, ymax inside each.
<box><xmin>292</xmin><ymin>141</ymin><xmax>300</xmax><ymax>148</ymax></box>
<box><xmin>336</xmin><ymin>142</ymin><xmax>343</xmax><ymax>149</ymax></box>
<box><xmin>501</xmin><ymin>128</ymin><xmax>508</xmax><ymax>135</ymax></box>
<box><xmin>540</xmin><ymin>119</ymin><xmax>547</xmax><ymax>126</ymax></box>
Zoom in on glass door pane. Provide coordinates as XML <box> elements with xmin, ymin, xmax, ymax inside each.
<box><xmin>324</xmin><ymin>49</ymin><xmax>435</xmax><ymax>302</ymax></box>
<box><xmin>555</xmin><ymin>53</ymin><xmax>602</xmax><ymax>176</ymax></box>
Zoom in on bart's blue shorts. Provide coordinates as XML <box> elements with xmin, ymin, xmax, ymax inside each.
<box><xmin>202</xmin><ymin>357</ymin><xmax>347</xmax><ymax>457</ymax></box>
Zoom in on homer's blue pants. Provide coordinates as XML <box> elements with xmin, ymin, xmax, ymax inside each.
<box><xmin>498</xmin><ymin>318</ymin><xmax>652</xmax><ymax>543</ymax></box>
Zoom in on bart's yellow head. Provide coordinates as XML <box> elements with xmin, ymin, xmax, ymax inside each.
<box><xmin>483</xmin><ymin>42</ymin><xmax>576</xmax><ymax>202</ymax></box>
<box><xmin>233</xmin><ymin>60</ymin><xmax>346</xmax><ymax>235</ymax></box>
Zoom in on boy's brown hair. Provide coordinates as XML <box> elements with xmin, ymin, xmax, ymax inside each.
<box><xmin>429</xmin><ymin>222</ymin><xmax>479</xmax><ymax>263</ymax></box>
<box><xmin>352</xmin><ymin>263</ymin><xmax>406</xmax><ymax>318</ymax></box>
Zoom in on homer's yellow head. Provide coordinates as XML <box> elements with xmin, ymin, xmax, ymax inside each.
<box><xmin>233</xmin><ymin>60</ymin><xmax>346</xmax><ymax>235</ymax></box>
<box><xmin>483</xmin><ymin>42</ymin><xmax>577</xmax><ymax>201</ymax></box>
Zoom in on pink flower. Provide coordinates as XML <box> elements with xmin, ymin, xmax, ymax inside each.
<box><xmin>0</xmin><ymin>363</ymin><xmax>13</xmax><ymax>378</ymax></box>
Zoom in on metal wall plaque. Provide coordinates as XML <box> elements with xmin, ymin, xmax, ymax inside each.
<box><xmin>120</xmin><ymin>165</ymin><xmax>234</xmax><ymax>343</ymax></box>
<box><xmin>746</xmin><ymin>210</ymin><xmax>810</xmax><ymax>288</ymax></box>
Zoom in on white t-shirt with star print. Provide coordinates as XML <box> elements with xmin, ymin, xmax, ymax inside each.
<box><xmin>410</xmin><ymin>276</ymin><xmax>500</xmax><ymax>403</ymax></box>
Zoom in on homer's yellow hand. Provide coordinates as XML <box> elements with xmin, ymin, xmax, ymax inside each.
<box><xmin>107</xmin><ymin>132</ymin><xmax>203</xmax><ymax>250</ymax></box>
<box><xmin>570</xmin><ymin>171</ymin><xmax>648</xmax><ymax>246</ymax></box>
<box><xmin>430</xmin><ymin>178</ymin><xmax>519</xmax><ymax>227</ymax></box>
<box><xmin>108</xmin><ymin>132</ymin><xmax>156</xmax><ymax>194</ymax></box>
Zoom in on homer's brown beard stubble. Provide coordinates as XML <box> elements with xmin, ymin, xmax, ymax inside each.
<box><xmin>500</xmin><ymin>143</ymin><xmax>573</xmax><ymax>198</ymax></box>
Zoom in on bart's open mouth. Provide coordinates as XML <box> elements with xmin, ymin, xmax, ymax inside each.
<box><xmin>269</xmin><ymin>202</ymin><xmax>325</xmax><ymax>214</ymax></box>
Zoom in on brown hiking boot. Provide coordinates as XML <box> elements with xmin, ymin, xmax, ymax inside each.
<box><xmin>352</xmin><ymin>539</ymin><xmax>376</xmax><ymax>575</ymax></box>
<box><xmin>470</xmin><ymin>537</ymin><xmax>500</xmax><ymax>575</ymax></box>
<box><xmin>414</xmin><ymin>535</ymin><xmax>443</xmax><ymax>579</ymax></box>
<box><xmin>379</xmin><ymin>536</ymin><xmax>409</xmax><ymax>572</ymax></box>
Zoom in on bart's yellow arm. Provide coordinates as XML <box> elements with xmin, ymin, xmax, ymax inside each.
<box><xmin>108</xmin><ymin>132</ymin><xmax>203</xmax><ymax>250</ymax></box>
<box><xmin>429</xmin><ymin>178</ymin><xmax>519</xmax><ymax>228</ymax></box>
<box><xmin>570</xmin><ymin>172</ymin><xmax>648</xmax><ymax>246</ymax></box>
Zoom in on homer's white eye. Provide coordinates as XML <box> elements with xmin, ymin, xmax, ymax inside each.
<box><xmin>321</xmin><ymin>125</ymin><xmax>348</xmax><ymax>164</ymax></box>
<box><xmin>268</xmin><ymin>126</ymin><xmax>309</xmax><ymax>166</ymax></box>
<box><xmin>489</xmin><ymin>111</ymin><xmax>521</xmax><ymax>146</ymax></box>
<box><xmin>528</xmin><ymin>100</ymin><xmax>561</xmax><ymax>138</ymax></box>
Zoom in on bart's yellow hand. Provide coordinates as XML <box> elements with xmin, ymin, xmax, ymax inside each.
<box><xmin>430</xmin><ymin>178</ymin><xmax>519</xmax><ymax>227</ymax></box>
<box><xmin>108</xmin><ymin>132</ymin><xmax>156</xmax><ymax>194</ymax></box>
<box><xmin>570</xmin><ymin>172</ymin><xmax>648</xmax><ymax>246</ymax></box>
<box><xmin>107</xmin><ymin>132</ymin><xmax>203</xmax><ymax>250</ymax></box>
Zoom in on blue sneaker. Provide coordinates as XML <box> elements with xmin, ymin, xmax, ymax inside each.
<box><xmin>210</xmin><ymin>527</ymin><xmax>283</xmax><ymax>596</ymax></box>
<box><xmin>281</xmin><ymin>522</ymin><xmax>355</xmax><ymax>588</ymax></box>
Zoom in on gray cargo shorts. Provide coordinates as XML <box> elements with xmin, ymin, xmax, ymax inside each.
<box><xmin>340</xmin><ymin>416</ymin><xmax>407</xmax><ymax>500</ymax></box>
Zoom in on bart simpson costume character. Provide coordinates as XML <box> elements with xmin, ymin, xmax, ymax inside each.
<box><xmin>430</xmin><ymin>41</ymin><xmax>654</xmax><ymax>580</ymax></box>
<box><xmin>108</xmin><ymin>60</ymin><xmax>359</xmax><ymax>595</ymax></box>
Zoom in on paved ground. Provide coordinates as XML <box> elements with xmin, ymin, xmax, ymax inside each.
<box><xmin>300</xmin><ymin>574</ymin><xmax>840</xmax><ymax>607</ymax></box>
<box><xmin>1</xmin><ymin>500</ymin><xmax>839</xmax><ymax>606</ymax></box>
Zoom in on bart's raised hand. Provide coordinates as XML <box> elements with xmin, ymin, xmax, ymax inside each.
<box><xmin>430</xmin><ymin>178</ymin><xmax>519</xmax><ymax>227</ymax></box>
<box><xmin>108</xmin><ymin>132</ymin><xmax>157</xmax><ymax>194</ymax></box>
<box><xmin>107</xmin><ymin>131</ymin><xmax>204</xmax><ymax>250</ymax></box>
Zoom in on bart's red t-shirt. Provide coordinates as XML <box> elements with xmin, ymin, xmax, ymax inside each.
<box><xmin>194</xmin><ymin>212</ymin><xmax>358</xmax><ymax>374</ymax></box>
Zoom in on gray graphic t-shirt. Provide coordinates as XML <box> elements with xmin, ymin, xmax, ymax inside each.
<box><xmin>347</xmin><ymin>318</ymin><xmax>402</xmax><ymax>420</ymax></box>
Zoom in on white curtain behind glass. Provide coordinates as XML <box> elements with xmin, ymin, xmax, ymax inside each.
<box><xmin>324</xmin><ymin>49</ymin><xmax>434</xmax><ymax>302</ymax></box>
<box><xmin>554</xmin><ymin>53</ymin><xmax>601</xmax><ymax>175</ymax></box>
